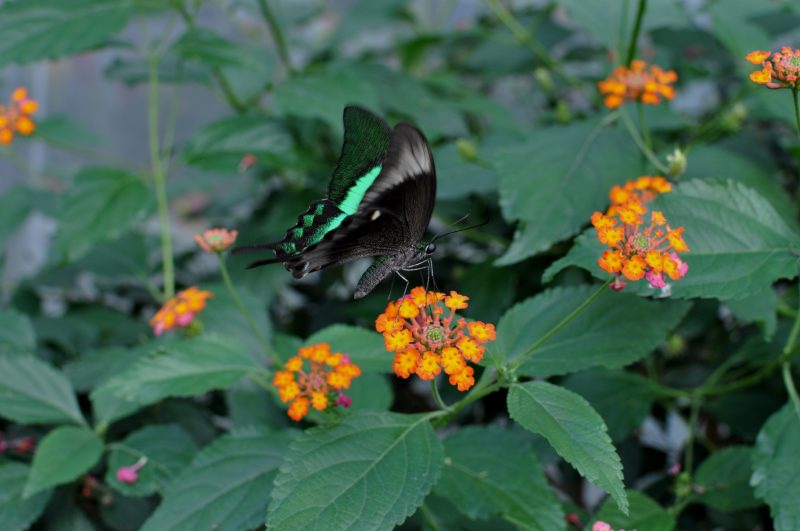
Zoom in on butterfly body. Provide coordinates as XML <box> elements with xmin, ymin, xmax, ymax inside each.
<box><xmin>233</xmin><ymin>106</ymin><xmax>437</xmax><ymax>298</ymax></box>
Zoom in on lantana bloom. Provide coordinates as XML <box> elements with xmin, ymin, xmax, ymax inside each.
<box><xmin>194</xmin><ymin>228</ymin><xmax>238</xmax><ymax>253</ymax></box>
<box><xmin>376</xmin><ymin>287</ymin><xmax>497</xmax><ymax>392</ymax></box>
<box><xmin>149</xmin><ymin>287</ymin><xmax>213</xmax><ymax>335</ymax></box>
<box><xmin>0</xmin><ymin>87</ymin><xmax>39</xmax><ymax>145</ymax></box>
<box><xmin>592</xmin><ymin>176</ymin><xmax>689</xmax><ymax>292</ymax></box>
<box><xmin>746</xmin><ymin>47</ymin><xmax>800</xmax><ymax>89</ymax></box>
<box><xmin>272</xmin><ymin>342</ymin><xmax>361</xmax><ymax>422</ymax></box>
<box><xmin>597</xmin><ymin>60</ymin><xmax>678</xmax><ymax>109</ymax></box>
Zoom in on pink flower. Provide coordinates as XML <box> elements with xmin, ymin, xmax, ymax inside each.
<box><xmin>335</xmin><ymin>394</ymin><xmax>352</xmax><ymax>408</ymax></box>
<box><xmin>670</xmin><ymin>252</ymin><xmax>688</xmax><ymax>278</ymax></box>
<box><xmin>669</xmin><ymin>462</ymin><xmax>682</xmax><ymax>476</ymax></box>
<box><xmin>116</xmin><ymin>457</ymin><xmax>147</xmax><ymax>484</ymax></box>
<box><xmin>610</xmin><ymin>277</ymin><xmax>628</xmax><ymax>291</ymax></box>
<box><xmin>593</xmin><ymin>522</ymin><xmax>614</xmax><ymax>531</ymax></box>
<box><xmin>646</xmin><ymin>270</ymin><xmax>666</xmax><ymax>289</ymax></box>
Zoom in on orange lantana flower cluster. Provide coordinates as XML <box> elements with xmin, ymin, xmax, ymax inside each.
<box><xmin>747</xmin><ymin>48</ymin><xmax>800</xmax><ymax>89</ymax></box>
<box><xmin>591</xmin><ymin>176</ymin><xmax>689</xmax><ymax>292</ymax></box>
<box><xmin>194</xmin><ymin>228</ymin><xmax>238</xmax><ymax>253</ymax></box>
<box><xmin>272</xmin><ymin>343</ymin><xmax>361</xmax><ymax>422</ymax></box>
<box><xmin>597</xmin><ymin>60</ymin><xmax>678</xmax><ymax>109</ymax></box>
<box><xmin>376</xmin><ymin>287</ymin><xmax>496</xmax><ymax>392</ymax></box>
<box><xmin>149</xmin><ymin>287</ymin><xmax>213</xmax><ymax>336</ymax></box>
<box><xmin>0</xmin><ymin>88</ymin><xmax>38</xmax><ymax>145</ymax></box>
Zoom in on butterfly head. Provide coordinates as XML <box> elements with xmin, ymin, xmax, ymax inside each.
<box><xmin>424</xmin><ymin>242</ymin><xmax>436</xmax><ymax>256</ymax></box>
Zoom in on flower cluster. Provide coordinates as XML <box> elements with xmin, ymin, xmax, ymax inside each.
<box><xmin>272</xmin><ymin>343</ymin><xmax>361</xmax><ymax>422</ymax></box>
<box><xmin>149</xmin><ymin>287</ymin><xmax>213</xmax><ymax>335</ymax></box>
<box><xmin>747</xmin><ymin>48</ymin><xmax>800</xmax><ymax>89</ymax></box>
<box><xmin>194</xmin><ymin>228</ymin><xmax>238</xmax><ymax>253</ymax></box>
<box><xmin>592</xmin><ymin>176</ymin><xmax>689</xmax><ymax>291</ymax></box>
<box><xmin>597</xmin><ymin>60</ymin><xmax>678</xmax><ymax>109</ymax></box>
<box><xmin>376</xmin><ymin>287</ymin><xmax>496</xmax><ymax>392</ymax></box>
<box><xmin>0</xmin><ymin>87</ymin><xmax>38</xmax><ymax>145</ymax></box>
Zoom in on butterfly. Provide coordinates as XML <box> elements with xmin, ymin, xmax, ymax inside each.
<box><xmin>233</xmin><ymin>105</ymin><xmax>437</xmax><ymax>299</ymax></box>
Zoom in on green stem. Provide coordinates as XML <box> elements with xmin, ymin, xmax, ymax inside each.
<box><xmin>621</xmin><ymin>107</ymin><xmax>669</xmax><ymax>174</ymax></box>
<box><xmin>792</xmin><ymin>88</ymin><xmax>800</xmax><ymax>140</ymax></box>
<box><xmin>683</xmin><ymin>392</ymin><xmax>701</xmax><ymax>474</ymax></box>
<box><xmin>624</xmin><ymin>0</ymin><xmax>647</xmax><ymax>66</ymax></box>
<box><xmin>148</xmin><ymin>54</ymin><xmax>174</xmax><ymax>300</ymax></box>
<box><xmin>432</xmin><ymin>371</ymin><xmax>502</xmax><ymax>428</ymax></box>
<box><xmin>218</xmin><ymin>254</ymin><xmax>282</xmax><ymax>368</ymax></box>
<box><xmin>779</xmin><ymin>279</ymin><xmax>800</xmax><ymax>419</ymax></box>
<box><xmin>509</xmin><ymin>279</ymin><xmax>611</xmax><ymax>372</ymax></box>
<box><xmin>636</xmin><ymin>101</ymin><xmax>653</xmax><ymax>151</ymax></box>
<box><xmin>782</xmin><ymin>362</ymin><xmax>800</xmax><ymax>420</ymax></box>
<box><xmin>431</xmin><ymin>378</ymin><xmax>448</xmax><ymax>410</ymax></box>
<box><xmin>257</xmin><ymin>0</ymin><xmax>293</xmax><ymax>74</ymax></box>
<box><xmin>212</xmin><ymin>67</ymin><xmax>247</xmax><ymax>113</ymax></box>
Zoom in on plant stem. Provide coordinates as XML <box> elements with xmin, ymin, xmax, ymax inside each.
<box><xmin>782</xmin><ymin>362</ymin><xmax>800</xmax><ymax>420</ymax></box>
<box><xmin>257</xmin><ymin>0</ymin><xmax>293</xmax><ymax>74</ymax></box>
<box><xmin>636</xmin><ymin>101</ymin><xmax>653</xmax><ymax>151</ymax></box>
<box><xmin>432</xmin><ymin>370</ymin><xmax>502</xmax><ymax>428</ymax></box>
<box><xmin>621</xmin><ymin>107</ymin><xmax>668</xmax><ymax>174</ymax></box>
<box><xmin>780</xmin><ymin>279</ymin><xmax>800</xmax><ymax>419</ymax></box>
<box><xmin>431</xmin><ymin>379</ymin><xmax>448</xmax><ymax>410</ymax></box>
<box><xmin>217</xmin><ymin>254</ymin><xmax>282</xmax><ymax>368</ymax></box>
<box><xmin>148</xmin><ymin>54</ymin><xmax>174</xmax><ymax>300</ymax></box>
<box><xmin>683</xmin><ymin>392</ymin><xmax>701</xmax><ymax>474</ymax></box>
<box><xmin>792</xmin><ymin>88</ymin><xmax>800</xmax><ymax>140</ymax></box>
<box><xmin>509</xmin><ymin>279</ymin><xmax>611</xmax><ymax>372</ymax></box>
<box><xmin>625</xmin><ymin>0</ymin><xmax>647</xmax><ymax>66</ymax></box>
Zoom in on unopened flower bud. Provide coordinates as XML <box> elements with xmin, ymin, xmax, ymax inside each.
<box><xmin>534</xmin><ymin>67</ymin><xmax>554</xmax><ymax>93</ymax></box>
<box><xmin>666</xmin><ymin>147</ymin><xmax>687</xmax><ymax>177</ymax></box>
<box><xmin>116</xmin><ymin>457</ymin><xmax>147</xmax><ymax>484</ymax></box>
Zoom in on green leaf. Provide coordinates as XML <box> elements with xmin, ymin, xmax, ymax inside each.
<box><xmin>202</xmin><ymin>284</ymin><xmax>272</xmax><ymax>360</ymax></box>
<box><xmin>56</xmin><ymin>166</ymin><xmax>152</xmax><ymax>261</ymax></box>
<box><xmin>695</xmin><ymin>446</ymin><xmax>759</xmax><ymax>512</ymax></box>
<box><xmin>0</xmin><ymin>186</ymin><xmax>32</xmax><ymax>251</ymax></box>
<box><xmin>305</xmin><ymin>324</ymin><xmax>388</xmax><ymax>373</ymax></box>
<box><xmin>0</xmin><ymin>0</ymin><xmax>133</xmax><ymax>67</ymax></box>
<box><xmin>434</xmin><ymin>426</ymin><xmax>565</xmax><ymax>530</ymax></box>
<box><xmin>33</xmin><ymin>115</ymin><xmax>105</xmax><ymax>152</ymax></box>
<box><xmin>64</xmin><ymin>345</ymin><xmax>147</xmax><ymax>393</ymax></box>
<box><xmin>497</xmin><ymin>285</ymin><xmax>690</xmax><ymax>376</ymax></box>
<box><xmin>140</xmin><ymin>429</ymin><xmax>293</xmax><ymax>531</ymax></box>
<box><xmin>562</xmin><ymin>369</ymin><xmax>663</xmax><ymax>441</ymax></box>
<box><xmin>592</xmin><ymin>490</ymin><xmax>675</xmax><ymax>531</ymax></box>
<box><xmin>268</xmin><ymin>411</ymin><xmax>444</xmax><ymax>530</ymax></box>
<box><xmin>0</xmin><ymin>355</ymin><xmax>85</xmax><ymax>425</ymax></box>
<box><xmin>751</xmin><ymin>403</ymin><xmax>800</xmax><ymax>530</ymax></box>
<box><xmin>724</xmin><ymin>288</ymin><xmax>777</xmax><ymax>340</ymax></box>
<box><xmin>106</xmin><ymin>424</ymin><xmax>197</xmax><ymax>497</ymax></box>
<box><xmin>172</xmin><ymin>28</ymin><xmax>245</xmax><ymax>68</ymax></box>
<box><xmin>433</xmin><ymin>142</ymin><xmax>498</xmax><ymax>200</ymax></box>
<box><xmin>24</xmin><ymin>426</ymin><xmax>103</xmax><ymax>498</ymax></box>
<box><xmin>182</xmin><ymin>115</ymin><xmax>293</xmax><ymax>172</ymax></box>
<box><xmin>0</xmin><ymin>463</ymin><xmax>52</xmax><ymax>531</ymax></box>
<box><xmin>507</xmin><ymin>381</ymin><xmax>627</xmax><ymax>513</ymax></box>
<box><xmin>0</xmin><ymin>309</ymin><xmax>36</xmax><ymax>355</ymax></box>
<box><xmin>346</xmin><ymin>373</ymin><xmax>393</xmax><ymax>411</ymax></box>
<box><xmin>493</xmin><ymin>119</ymin><xmax>640</xmax><ymax>265</ymax></box>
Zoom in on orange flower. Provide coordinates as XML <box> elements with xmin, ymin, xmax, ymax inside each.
<box><xmin>149</xmin><ymin>287</ymin><xmax>213</xmax><ymax>335</ymax></box>
<box><xmin>592</xmin><ymin>177</ymin><xmax>689</xmax><ymax>292</ymax></box>
<box><xmin>597</xmin><ymin>60</ymin><xmax>678</xmax><ymax>109</ymax></box>
<box><xmin>0</xmin><ymin>87</ymin><xmax>39</xmax><ymax>146</ymax></box>
<box><xmin>194</xmin><ymin>228</ymin><xmax>238</xmax><ymax>253</ymax></box>
<box><xmin>746</xmin><ymin>48</ymin><xmax>800</xmax><ymax>89</ymax></box>
<box><xmin>375</xmin><ymin>288</ymin><xmax>497</xmax><ymax>392</ymax></box>
<box><xmin>273</xmin><ymin>342</ymin><xmax>360</xmax><ymax>422</ymax></box>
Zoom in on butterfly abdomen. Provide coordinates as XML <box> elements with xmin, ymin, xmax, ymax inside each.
<box><xmin>274</xmin><ymin>199</ymin><xmax>349</xmax><ymax>258</ymax></box>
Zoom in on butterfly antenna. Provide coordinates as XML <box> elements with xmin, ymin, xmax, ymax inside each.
<box><xmin>430</xmin><ymin>216</ymin><xmax>490</xmax><ymax>243</ymax></box>
<box><xmin>231</xmin><ymin>242</ymin><xmax>278</xmax><ymax>255</ymax></box>
<box><xmin>429</xmin><ymin>213</ymin><xmax>471</xmax><ymax>242</ymax></box>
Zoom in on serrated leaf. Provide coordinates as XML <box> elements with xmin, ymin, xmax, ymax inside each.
<box><xmin>695</xmin><ymin>446</ymin><xmax>759</xmax><ymax>512</ymax></box>
<box><xmin>751</xmin><ymin>403</ymin><xmax>800</xmax><ymax>530</ymax></box>
<box><xmin>0</xmin><ymin>355</ymin><xmax>85</xmax><ymax>426</ymax></box>
<box><xmin>140</xmin><ymin>429</ymin><xmax>293</xmax><ymax>531</ymax></box>
<box><xmin>592</xmin><ymin>490</ymin><xmax>674</xmax><ymax>531</ymax></box>
<box><xmin>56</xmin><ymin>166</ymin><xmax>152</xmax><ymax>261</ymax></box>
<box><xmin>0</xmin><ymin>309</ymin><xmax>36</xmax><ymax>355</ymax></box>
<box><xmin>171</xmin><ymin>28</ymin><xmax>245</xmax><ymax>67</ymax></box>
<box><xmin>24</xmin><ymin>426</ymin><xmax>103</xmax><ymax>498</ymax></box>
<box><xmin>202</xmin><ymin>284</ymin><xmax>272</xmax><ymax>360</ymax></box>
<box><xmin>306</xmin><ymin>324</ymin><xmax>388</xmax><ymax>373</ymax></box>
<box><xmin>507</xmin><ymin>382</ymin><xmax>627</xmax><ymax>513</ymax></box>
<box><xmin>346</xmin><ymin>373</ymin><xmax>393</xmax><ymax>411</ymax></box>
<box><xmin>497</xmin><ymin>285</ymin><xmax>690</xmax><ymax>376</ymax></box>
<box><xmin>106</xmin><ymin>424</ymin><xmax>197</xmax><ymax>497</ymax></box>
<box><xmin>268</xmin><ymin>411</ymin><xmax>444</xmax><ymax>530</ymax></box>
<box><xmin>493</xmin><ymin>119</ymin><xmax>640</xmax><ymax>265</ymax></box>
<box><xmin>0</xmin><ymin>0</ymin><xmax>132</xmax><ymax>67</ymax></box>
<box><xmin>91</xmin><ymin>334</ymin><xmax>261</xmax><ymax>424</ymax></box>
<box><xmin>182</xmin><ymin>115</ymin><xmax>293</xmax><ymax>172</ymax></box>
<box><xmin>434</xmin><ymin>426</ymin><xmax>565</xmax><ymax>530</ymax></box>
<box><xmin>0</xmin><ymin>463</ymin><xmax>52</xmax><ymax>531</ymax></box>
<box><xmin>63</xmin><ymin>345</ymin><xmax>146</xmax><ymax>393</ymax></box>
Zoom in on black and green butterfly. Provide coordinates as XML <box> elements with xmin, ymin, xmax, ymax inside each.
<box><xmin>233</xmin><ymin>105</ymin><xmax>437</xmax><ymax>299</ymax></box>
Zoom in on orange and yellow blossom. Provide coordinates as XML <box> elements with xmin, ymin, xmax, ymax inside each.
<box><xmin>747</xmin><ymin>47</ymin><xmax>800</xmax><ymax>89</ymax></box>
<box><xmin>597</xmin><ymin>60</ymin><xmax>678</xmax><ymax>109</ymax></box>
<box><xmin>149</xmin><ymin>287</ymin><xmax>213</xmax><ymax>336</ymax></box>
<box><xmin>0</xmin><ymin>87</ymin><xmax>39</xmax><ymax>145</ymax></box>
<box><xmin>272</xmin><ymin>342</ymin><xmax>360</xmax><ymax>422</ymax></box>
<box><xmin>194</xmin><ymin>228</ymin><xmax>238</xmax><ymax>253</ymax></box>
<box><xmin>375</xmin><ymin>287</ymin><xmax>496</xmax><ymax>392</ymax></box>
<box><xmin>592</xmin><ymin>176</ymin><xmax>689</xmax><ymax>292</ymax></box>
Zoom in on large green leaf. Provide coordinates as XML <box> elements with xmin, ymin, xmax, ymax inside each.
<box><xmin>0</xmin><ymin>463</ymin><xmax>52</xmax><ymax>531</ymax></box>
<box><xmin>751</xmin><ymin>403</ymin><xmax>800</xmax><ymax>530</ymax></box>
<box><xmin>171</xmin><ymin>28</ymin><xmax>245</xmax><ymax>68</ymax></box>
<box><xmin>55</xmin><ymin>166</ymin><xmax>152</xmax><ymax>261</ymax></box>
<box><xmin>182</xmin><ymin>116</ymin><xmax>293</xmax><ymax>172</ymax></box>
<box><xmin>0</xmin><ymin>0</ymin><xmax>132</xmax><ymax>67</ymax></box>
<box><xmin>106</xmin><ymin>424</ymin><xmax>197</xmax><ymax>497</ymax></box>
<box><xmin>305</xmin><ymin>324</ymin><xmax>388</xmax><ymax>373</ymax></box>
<box><xmin>24</xmin><ymin>426</ymin><xmax>103</xmax><ymax>498</ymax></box>
<box><xmin>695</xmin><ymin>446</ymin><xmax>759</xmax><ymax>512</ymax></box>
<box><xmin>507</xmin><ymin>382</ymin><xmax>627</xmax><ymax>513</ymax></box>
<box><xmin>267</xmin><ymin>411</ymin><xmax>444</xmax><ymax>530</ymax></box>
<box><xmin>0</xmin><ymin>186</ymin><xmax>32</xmax><ymax>251</ymax></box>
<box><xmin>91</xmin><ymin>334</ymin><xmax>261</xmax><ymax>424</ymax></box>
<box><xmin>0</xmin><ymin>309</ymin><xmax>36</xmax><ymax>356</ymax></box>
<box><xmin>434</xmin><ymin>426</ymin><xmax>565</xmax><ymax>530</ymax></box>
<box><xmin>592</xmin><ymin>490</ymin><xmax>675</xmax><ymax>531</ymax></box>
<box><xmin>64</xmin><ymin>345</ymin><xmax>147</xmax><ymax>393</ymax></box>
<box><xmin>493</xmin><ymin>119</ymin><xmax>640</xmax><ymax>265</ymax></box>
<box><xmin>496</xmin><ymin>285</ymin><xmax>690</xmax><ymax>376</ymax></box>
<box><xmin>140</xmin><ymin>429</ymin><xmax>293</xmax><ymax>531</ymax></box>
<box><xmin>0</xmin><ymin>355</ymin><xmax>85</xmax><ymax>426</ymax></box>
<box><xmin>202</xmin><ymin>284</ymin><xmax>272</xmax><ymax>361</ymax></box>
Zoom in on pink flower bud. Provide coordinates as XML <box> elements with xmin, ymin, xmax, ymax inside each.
<box><xmin>335</xmin><ymin>394</ymin><xmax>352</xmax><ymax>408</ymax></box>
<box><xmin>115</xmin><ymin>457</ymin><xmax>147</xmax><ymax>484</ymax></box>
<box><xmin>610</xmin><ymin>277</ymin><xmax>627</xmax><ymax>291</ymax></box>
